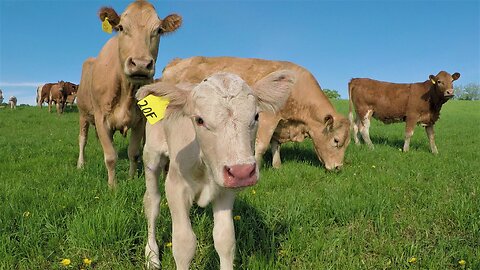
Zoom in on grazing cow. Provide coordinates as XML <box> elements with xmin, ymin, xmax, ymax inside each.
<box><xmin>138</xmin><ymin>70</ymin><xmax>295</xmax><ymax>270</ymax></box>
<box><xmin>9</xmin><ymin>96</ymin><xmax>17</xmax><ymax>109</ymax></box>
<box><xmin>37</xmin><ymin>83</ymin><xmax>55</xmax><ymax>108</ymax></box>
<box><xmin>63</xmin><ymin>82</ymin><xmax>78</xmax><ymax>110</ymax></box>
<box><xmin>76</xmin><ymin>0</ymin><xmax>182</xmax><ymax>188</ymax></box>
<box><xmin>49</xmin><ymin>81</ymin><xmax>66</xmax><ymax>114</ymax></box>
<box><xmin>348</xmin><ymin>71</ymin><xmax>460</xmax><ymax>154</ymax></box>
<box><xmin>160</xmin><ymin>56</ymin><xmax>351</xmax><ymax>170</ymax></box>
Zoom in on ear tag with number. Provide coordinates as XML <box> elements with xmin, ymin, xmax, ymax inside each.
<box><xmin>137</xmin><ymin>94</ymin><xmax>170</xmax><ymax>125</ymax></box>
<box><xmin>102</xmin><ymin>17</ymin><xmax>113</xmax><ymax>34</ymax></box>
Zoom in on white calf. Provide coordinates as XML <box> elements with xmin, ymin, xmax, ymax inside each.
<box><xmin>136</xmin><ymin>70</ymin><xmax>295</xmax><ymax>269</ymax></box>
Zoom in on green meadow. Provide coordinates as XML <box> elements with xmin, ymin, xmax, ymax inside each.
<box><xmin>0</xmin><ymin>100</ymin><xmax>478</xmax><ymax>269</ymax></box>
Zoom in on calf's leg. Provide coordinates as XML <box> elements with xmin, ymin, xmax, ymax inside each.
<box><xmin>77</xmin><ymin>114</ymin><xmax>90</xmax><ymax>169</ymax></box>
<box><xmin>255</xmin><ymin>112</ymin><xmax>280</xmax><ymax>167</ymax></box>
<box><xmin>128</xmin><ymin>119</ymin><xmax>145</xmax><ymax>179</ymax></box>
<box><xmin>425</xmin><ymin>125</ymin><xmax>438</xmax><ymax>154</ymax></box>
<box><xmin>270</xmin><ymin>140</ymin><xmax>282</xmax><ymax>169</ymax></box>
<box><xmin>212</xmin><ymin>191</ymin><xmax>236</xmax><ymax>270</ymax></box>
<box><xmin>403</xmin><ymin>118</ymin><xmax>417</xmax><ymax>152</ymax></box>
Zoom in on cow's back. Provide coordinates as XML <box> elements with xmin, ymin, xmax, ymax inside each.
<box><xmin>349</xmin><ymin>78</ymin><xmax>412</xmax><ymax>123</ymax></box>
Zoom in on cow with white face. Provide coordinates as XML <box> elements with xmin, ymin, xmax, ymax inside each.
<box><xmin>137</xmin><ymin>70</ymin><xmax>295</xmax><ymax>270</ymax></box>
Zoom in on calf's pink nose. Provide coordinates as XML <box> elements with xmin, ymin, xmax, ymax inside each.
<box><xmin>226</xmin><ymin>164</ymin><xmax>256</xmax><ymax>179</ymax></box>
<box><xmin>223</xmin><ymin>163</ymin><xmax>257</xmax><ymax>188</ymax></box>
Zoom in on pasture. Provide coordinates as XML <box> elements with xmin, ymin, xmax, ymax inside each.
<box><xmin>0</xmin><ymin>100</ymin><xmax>478</xmax><ymax>269</ymax></box>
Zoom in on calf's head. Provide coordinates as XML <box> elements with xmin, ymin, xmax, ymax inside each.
<box><xmin>99</xmin><ymin>1</ymin><xmax>181</xmax><ymax>84</ymax></box>
<box><xmin>429</xmin><ymin>71</ymin><xmax>460</xmax><ymax>99</ymax></box>
<box><xmin>137</xmin><ymin>70</ymin><xmax>295</xmax><ymax>188</ymax></box>
<box><xmin>310</xmin><ymin>114</ymin><xmax>351</xmax><ymax>171</ymax></box>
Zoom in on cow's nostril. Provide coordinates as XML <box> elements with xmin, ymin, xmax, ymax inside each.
<box><xmin>146</xmin><ymin>59</ymin><xmax>154</xmax><ymax>70</ymax></box>
<box><xmin>128</xmin><ymin>58</ymin><xmax>136</xmax><ymax>67</ymax></box>
<box><xmin>249</xmin><ymin>164</ymin><xmax>256</xmax><ymax>177</ymax></box>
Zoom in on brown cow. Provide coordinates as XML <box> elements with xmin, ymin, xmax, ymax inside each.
<box><xmin>348</xmin><ymin>71</ymin><xmax>460</xmax><ymax>154</ymax></box>
<box><xmin>49</xmin><ymin>81</ymin><xmax>66</xmax><ymax>114</ymax></box>
<box><xmin>63</xmin><ymin>82</ymin><xmax>78</xmax><ymax>110</ymax></box>
<box><xmin>160</xmin><ymin>56</ymin><xmax>351</xmax><ymax>170</ymax></box>
<box><xmin>37</xmin><ymin>83</ymin><xmax>55</xmax><ymax>108</ymax></box>
<box><xmin>76</xmin><ymin>0</ymin><xmax>182</xmax><ymax>188</ymax></box>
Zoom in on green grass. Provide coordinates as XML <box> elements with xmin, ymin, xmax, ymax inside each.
<box><xmin>0</xmin><ymin>101</ymin><xmax>479</xmax><ymax>269</ymax></box>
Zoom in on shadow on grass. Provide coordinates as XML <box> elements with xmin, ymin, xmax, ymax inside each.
<box><xmin>262</xmin><ymin>143</ymin><xmax>322</xmax><ymax>168</ymax></box>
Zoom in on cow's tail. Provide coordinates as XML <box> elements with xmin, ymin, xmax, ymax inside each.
<box><xmin>348</xmin><ymin>79</ymin><xmax>355</xmax><ymax>127</ymax></box>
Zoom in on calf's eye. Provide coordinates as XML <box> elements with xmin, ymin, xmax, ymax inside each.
<box><xmin>195</xmin><ymin>117</ymin><xmax>204</xmax><ymax>126</ymax></box>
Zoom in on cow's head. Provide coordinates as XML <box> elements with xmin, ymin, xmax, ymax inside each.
<box><xmin>310</xmin><ymin>114</ymin><xmax>351</xmax><ymax>171</ymax></box>
<box><xmin>98</xmin><ymin>1</ymin><xmax>182</xmax><ymax>84</ymax></box>
<box><xmin>429</xmin><ymin>71</ymin><xmax>460</xmax><ymax>99</ymax></box>
<box><xmin>137</xmin><ymin>70</ymin><xmax>295</xmax><ymax>188</ymax></box>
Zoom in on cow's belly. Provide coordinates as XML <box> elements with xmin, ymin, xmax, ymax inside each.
<box><xmin>108</xmin><ymin>105</ymin><xmax>141</xmax><ymax>132</ymax></box>
<box><xmin>272</xmin><ymin>120</ymin><xmax>309</xmax><ymax>143</ymax></box>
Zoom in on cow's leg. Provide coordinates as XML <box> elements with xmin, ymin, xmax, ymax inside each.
<box><xmin>212</xmin><ymin>190</ymin><xmax>236</xmax><ymax>270</ymax></box>
<box><xmin>403</xmin><ymin>118</ymin><xmax>417</xmax><ymax>152</ymax></box>
<box><xmin>255</xmin><ymin>112</ymin><xmax>280</xmax><ymax>167</ymax></box>
<box><xmin>270</xmin><ymin>140</ymin><xmax>282</xmax><ymax>169</ymax></box>
<box><xmin>48</xmin><ymin>100</ymin><xmax>52</xmax><ymax>113</ymax></box>
<box><xmin>359</xmin><ymin>110</ymin><xmax>374</xmax><ymax>149</ymax></box>
<box><xmin>56</xmin><ymin>102</ymin><xmax>61</xmax><ymax>115</ymax></box>
<box><xmin>95</xmin><ymin>118</ymin><xmax>117</xmax><ymax>188</ymax></box>
<box><xmin>77</xmin><ymin>114</ymin><xmax>90</xmax><ymax>169</ymax></box>
<box><xmin>353</xmin><ymin>116</ymin><xmax>360</xmax><ymax>145</ymax></box>
<box><xmin>166</xmin><ymin>171</ymin><xmax>196</xmax><ymax>270</ymax></box>
<box><xmin>128</xmin><ymin>119</ymin><xmax>145</xmax><ymax>179</ymax></box>
<box><xmin>425</xmin><ymin>125</ymin><xmax>438</xmax><ymax>154</ymax></box>
<box><xmin>143</xmin><ymin>124</ymin><xmax>169</xmax><ymax>269</ymax></box>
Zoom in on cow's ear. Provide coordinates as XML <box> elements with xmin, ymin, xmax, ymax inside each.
<box><xmin>160</xmin><ymin>14</ymin><xmax>182</xmax><ymax>34</ymax></box>
<box><xmin>452</xmin><ymin>72</ymin><xmax>461</xmax><ymax>81</ymax></box>
<box><xmin>324</xmin><ymin>114</ymin><xmax>334</xmax><ymax>131</ymax></box>
<box><xmin>98</xmin><ymin>7</ymin><xmax>121</xmax><ymax>31</ymax></box>
<box><xmin>429</xmin><ymin>75</ymin><xmax>437</xmax><ymax>84</ymax></box>
<box><xmin>136</xmin><ymin>82</ymin><xmax>191</xmax><ymax>115</ymax></box>
<box><xmin>253</xmin><ymin>70</ymin><xmax>296</xmax><ymax>113</ymax></box>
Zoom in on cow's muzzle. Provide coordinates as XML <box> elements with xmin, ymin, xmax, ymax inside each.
<box><xmin>444</xmin><ymin>89</ymin><xmax>454</xmax><ymax>99</ymax></box>
<box><xmin>223</xmin><ymin>163</ymin><xmax>258</xmax><ymax>188</ymax></box>
<box><xmin>125</xmin><ymin>57</ymin><xmax>155</xmax><ymax>81</ymax></box>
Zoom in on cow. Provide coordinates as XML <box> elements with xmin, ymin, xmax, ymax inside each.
<box><xmin>37</xmin><ymin>83</ymin><xmax>55</xmax><ymax>108</ymax></box>
<box><xmin>137</xmin><ymin>70</ymin><xmax>295</xmax><ymax>270</ymax></box>
<box><xmin>63</xmin><ymin>82</ymin><xmax>78</xmax><ymax>110</ymax></box>
<box><xmin>49</xmin><ymin>81</ymin><xmax>66</xmax><ymax>114</ymax></box>
<box><xmin>159</xmin><ymin>56</ymin><xmax>351</xmax><ymax>170</ymax></box>
<box><xmin>9</xmin><ymin>96</ymin><xmax>17</xmax><ymax>109</ymax></box>
<box><xmin>348</xmin><ymin>71</ymin><xmax>460</xmax><ymax>154</ymax></box>
<box><xmin>76</xmin><ymin>0</ymin><xmax>182</xmax><ymax>188</ymax></box>
<box><xmin>0</xmin><ymin>89</ymin><xmax>4</xmax><ymax>105</ymax></box>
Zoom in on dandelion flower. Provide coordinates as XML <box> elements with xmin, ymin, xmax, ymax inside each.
<box><xmin>459</xmin><ymin>259</ymin><xmax>466</xmax><ymax>266</ymax></box>
<box><xmin>234</xmin><ymin>215</ymin><xmax>241</xmax><ymax>221</ymax></box>
<box><xmin>371</xmin><ymin>165</ymin><xmax>376</xmax><ymax>168</ymax></box>
<box><xmin>23</xmin><ymin>211</ymin><xmax>30</xmax><ymax>217</ymax></box>
<box><xmin>83</xmin><ymin>258</ymin><xmax>92</xmax><ymax>265</ymax></box>
<box><xmin>408</xmin><ymin>257</ymin><xmax>417</xmax><ymax>263</ymax></box>
<box><xmin>251</xmin><ymin>189</ymin><xmax>256</xmax><ymax>195</ymax></box>
<box><xmin>165</xmin><ymin>242</ymin><xmax>173</xmax><ymax>247</ymax></box>
<box><xmin>94</xmin><ymin>196</ymin><xmax>99</xmax><ymax>199</ymax></box>
<box><xmin>61</xmin><ymin>258</ymin><xmax>71</xmax><ymax>266</ymax></box>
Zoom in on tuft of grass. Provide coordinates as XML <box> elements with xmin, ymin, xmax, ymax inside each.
<box><xmin>0</xmin><ymin>101</ymin><xmax>479</xmax><ymax>269</ymax></box>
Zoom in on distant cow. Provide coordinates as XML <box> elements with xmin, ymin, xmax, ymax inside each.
<box><xmin>9</xmin><ymin>96</ymin><xmax>17</xmax><ymax>109</ymax></box>
<box><xmin>0</xmin><ymin>89</ymin><xmax>4</xmax><ymax>104</ymax></box>
<box><xmin>37</xmin><ymin>83</ymin><xmax>55</xmax><ymax>108</ymax></box>
<box><xmin>63</xmin><ymin>82</ymin><xmax>78</xmax><ymax>110</ymax></box>
<box><xmin>138</xmin><ymin>71</ymin><xmax>295</xmax><ymax>269</ymax></box>
<box><xmin>160</xmin><ymin>56</ymin><xmax>351</xmax><ymax>170</ymax></box>
<box><xmin>49</xmin><ymin>81</ymin><xmax>66</xmax><ymax>114</ymax></box>
<box><xmin>76</xmin><ymin>0</ymin><xmax>182</xmax><ymax>188</ymax></box>
<box><xmin>348</xmin><ymin>71</ymin><xmax>460</xmax><ymax>154</ymax></box>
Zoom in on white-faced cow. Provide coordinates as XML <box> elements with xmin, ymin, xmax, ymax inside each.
<box><xmin>137</xmin><ymin>71</ymin><xmax>295</xmax><ymax>269</ymax></box>
<box><xmin>160</xmin><ymin>56</ymin><xmax>351</xmax><ymax>170</ymax></box>
<box><xmin>9</xmin><ymin>96</ymin><xmax>17</xmax><ymax>109</ymax></box>
<box><xmin>348</xmin><ymin>71</ymin><xmax>460</xmax><ymax>154</ymax></box>
<box><xmin>76</xmin><ymin>0</ymin><xmax>182</xmax><ymax>188</ymax></box>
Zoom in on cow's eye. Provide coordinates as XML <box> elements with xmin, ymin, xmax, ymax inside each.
<box><xmin>117</xmin><ymin>25</ymin><xmax>124</xmax><ymax>32</ymax></box>
<box><xmin>437</xmin><ymin>80</ymin><xmax>442</xmax><ymax>84</ymax></box>
<box><xmin>195</xmin><ymin>117</ymin><xmax>204</xmax><ymax>126</ymax></box>
<box><xmin>254</xmin><ymin>113</ymin><xmax>259</xmax><ymax>121</ymax></box>
<box><xmin>334</xmin><ymin>138</ymin><xmax>340</xmax><ymax>147</ymax></box>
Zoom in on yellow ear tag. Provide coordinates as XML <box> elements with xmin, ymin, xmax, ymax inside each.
<box><xmin>430</xmin><ymin>79</ymin><xmax>436</xmax><ymax>84</ymax></box>
<box><xmin>137</xmin><ymin>94</ymin><xmax>170</xmax><ymax>125</ymax></box>
<box><xmin>102</xmin><ymin>17</ymin><xmax>113</xmax><ymax>34</ymax></box>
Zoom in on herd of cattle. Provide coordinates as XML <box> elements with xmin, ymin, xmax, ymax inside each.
<box><xmin>36</xmin><ymin>81</ymin><xmax>78</xmax><ymax>114</ymax></box>
<box><xmin>29</xmin><ymin>1</ymin><xmax>461</xmax><ymax>269</ymax></box>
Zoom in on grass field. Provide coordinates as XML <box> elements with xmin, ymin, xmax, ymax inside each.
<box><xmin>0</xmin><ymin>100</ymin><xmax>479</xmax><ymax>270</ymax></box>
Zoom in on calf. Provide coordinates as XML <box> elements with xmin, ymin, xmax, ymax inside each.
<box><xmin>348</xmin><ymin>71</ymin><xmax>460</xmax><ymax>153</ymax></box>
<box><xmin>137</xmin><ymin>70</ymin><xmax>295</xmax><ymax>269</ymax></box>
<box><xmin>76</xmin><ymin>0</ymin><xmax>181</xmax><ymax>188</ymax></box>
<box><xmin>49</xmin><ymin>81</ymin><xmax>66</xmax><ymax>114</ymax></box>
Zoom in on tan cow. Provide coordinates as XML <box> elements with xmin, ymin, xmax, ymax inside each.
<box><xmin>9</xmin><ymin>96</ymin><xmax>17</xmax><ymax>109</ymax></box>
<box><xmin>49</xmin><ymin>81</ymin><xmax>66</xmax><ymax>114</ymax></box>
<box><xmin>137</xmin><ymin>70</ymin><xmax>295</xmax><ymax>270</ymax></box>
<box><xmin>76</xmin><ymin>0</ymin><xmax>182</xmax><ymax>188</ymax></box>
<box><xmin>160</xmin><ymin>56</ymin><xmax>351</xmax><ymax>170</ymax></box>
<box><xmin>348</xmin><ymin>71</ymin><xmax>460</xmax><ymax>154</ymax></box>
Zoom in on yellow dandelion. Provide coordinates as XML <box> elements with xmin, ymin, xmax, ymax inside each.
<box><xmin>94</xmin><ymin>196</ymin><xmax>99</xmax><ymax>199</ymax></box>
<box><xmin>408</xmin><ymin>257</ymin><xmax>417</xmax><ymax>263</ymax></box>
<box><xmin>371</xmin><ymin>165</ymin><xmax>376</xmax><ymax>168</ymax></box>
<box><xmin>251</xmin><ymin>189</ymin><xmax>256</xmax><ymax>195</ymax></box>
<box><xmin>458</xmin><ymin>259</ymin><xmax>466</xmax><ymax>266</ymax></box>
<box><xmin>165</xmin><ymin>242</ymin><xmax>173</xmax><ymax>247</ymax></box>
<box><xmin>83</xmin><ymin>258</ymin><xmax>92</xmax><ymax>265</ymax></box>
<box><xmin>60</xmin><ymin>258</ymin><xmax>71</xmax><ymax>266</ymax></box>
<box><xmin>233</xmin><ymin>215</ymin><xmax>241</xmax><ymax>221</ymax></box>
<box><xmin>23</xmin><ymin>211</ymin><xmax>30</xmax><ymax>217</ymax></box>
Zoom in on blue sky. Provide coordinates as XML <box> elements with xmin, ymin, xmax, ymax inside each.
<box><xmin>0</xmin><ymin>0</ymin><xmax>479</xmax><ymax>105</ymax></box>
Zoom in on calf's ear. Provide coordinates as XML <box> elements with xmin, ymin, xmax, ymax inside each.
<box><xmin>324</xmin><ymin>115</ymin><xmax>334</xmax><ymax>132</ymax></box>
<box><xmin>452</xmin><ymin>72</ymin><xmax>461</xmax><ymax>81</ymax></box>
<box><xmin>161</xmin><ymin>14</ymin><xmax>182</xmax><ymax>34</ymax></box>
<box><xmin>136</xmin><ymin>82</ymin><xmax>191</xmax><ymax>115</ymax></box>
<box><xmin>253</xmin><ymin>70</ymin><xmax>296</xmax><ymax>113</ymax></box>
<box><xmin>429</xmin><ymin>75</ymin><xmax>437</xmax><ymax>84</ymax></box>
<box><xmin>98</xmin><ymin>7</ymin><xmax>121</xmax><ymax>31</ymax></box>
